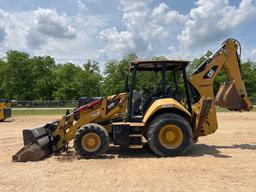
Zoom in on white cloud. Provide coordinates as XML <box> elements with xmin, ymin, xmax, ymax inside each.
<box><xmin>250</xmin><ymin>49</ymin><xmax>256</xmax><ymax>60</ymax></box>
<box><xmin>121</xmin><ymin>0</ymin><xmax>149</xmax><ymax>31</ymax></box>
<box><xmin>0</xmin><ymin>6</ymin><xmax>107</xmax><ymax>65</ymax></box>
<box><xmin>34</xmin><ymin>8</ymin><xmax>77</xmax><ymax>39</ymax></box>
<box><xmin>0</xmin><ymin>10</ymin><xmax>29</xmax><ymax>52</ymax></box>
<box><xmin>100</xmin><ymin>1</ymin><xmax>187</xmax><ymax>58</ymax></box>
<box><xmin>26</xmin><ymin>8</ymin><xmax>77</xmax><ymax>48</ymax></box>
<box><xmin>168</xmin><ymin>46</ymin><xmax>176</xmax><ymax>52</ymax></box>
<box><xmin>26</xmin><ymin>30</ymin><xmax>46</xmax><ymax>48</ymax></box>
<box><xmin>220</xmin><ymin>0</ymin><xmax>256</xmax><ymax>28</ymax></box>
<box><xmin>0</xmin><ymin>10</ymin><xmax>7</xmax><ymax>44</ymax></box>
<box><xmin>97</xmin><ymin>49</ymin><xmax>109</xmax><ymax>62</ymax></box>
<box><xmin>77</xmin><ymin>0</ymin><xmax>88</xmax><ymax>15</ymax></box>
<box><xmin>178</xmin><ymin>0</ymin><xmax>256</xmax><ymax>49</ymax></box>
<box><xmin>152</xmin><ymin>3</ymin><xmax>187</xmax><ymax>26</ymax></box>
<box><xmin>0</xmin><ymin>0</ymin><xmax>255</xmax><ymax>67</ymax></box>
<box><xmin>100</xmin><ymin>27</ymin><xmax>135</xmax><ymax>53</ymax></box>
<box><xmin>0</xmin><ymin>22</ymin><xmax>6</xmax><ymax>43</ymax></box>
<box><xmin>0</xmin><ymin>8</ymin><xmax>78</xmax><ymax>50</ymax></box>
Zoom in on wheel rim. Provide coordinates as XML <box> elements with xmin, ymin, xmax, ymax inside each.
<box><xmin>159</xmin><ymin>125</ymin><xmax>183</xmax><ymax>149</ymax></box>
<box><xmin>81</xmin><ymin>133</ymin><xmax>101</xmax><ymax>152</ymax></box>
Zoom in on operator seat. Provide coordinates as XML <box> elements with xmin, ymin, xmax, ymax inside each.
<box><xmin>131</xmin><ymin>91</ymin><xmax>142</xmax><ymax>115</ymax></box>
<box><xmin>172</xmin><ymin>93</ymin><xmax>182</xmax><ymax>103</ymax></box>
<box><xmin>164</xmin><ymin>85</ymin><xmax>182</xmax><ymax>103</ymax></box>
<box><xmin>141</xmin><ymin>86</ymin><xmax>159</xmax><ymax>113</ymax></box>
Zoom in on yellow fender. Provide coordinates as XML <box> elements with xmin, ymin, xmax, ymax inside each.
<box><xmin>142</xmin><ymin>98</ymin><xmax>191</xmax><ymax>123</ymax></box>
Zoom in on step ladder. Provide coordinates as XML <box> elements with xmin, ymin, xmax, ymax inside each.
<box><xmin>112</xmin><ymin>122</ymin><xmax>144</xmax><ymax>148</ymax></box>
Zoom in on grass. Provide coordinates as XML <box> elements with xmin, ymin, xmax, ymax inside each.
<box><xmin>12</xmin><ymin>108</ymin><xmax>72</xmax><ymax>116</ymax></box>
<box><xmin>216</xmin><ymin>106</ymin><xmax>256</xmax><ymax>112</ymax></box>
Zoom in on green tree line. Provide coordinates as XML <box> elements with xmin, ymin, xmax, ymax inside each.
<box><xmin>0</xmin><ymin>50</ymin><xmax>255</xmax><ymax>100</ymax></box>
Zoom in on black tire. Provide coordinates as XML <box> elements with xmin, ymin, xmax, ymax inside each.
<box><xmin>147</xmin><ymin>113</ymin><xmax>193</xmax><ymax>156</ymax></box>
<box><xmin>74</xmin><ymin>123</ymin><xmax>109</xmax><ymax>158</ymax></box>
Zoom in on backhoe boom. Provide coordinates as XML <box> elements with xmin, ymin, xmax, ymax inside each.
<box><xmin>189</xmin><ymin>38</ymin><xmax>252</xmax><ymax>136</ymax></box>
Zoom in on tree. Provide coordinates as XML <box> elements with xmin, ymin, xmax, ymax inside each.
<box><xmin>53</xmin><ymin>60</ymin><xmax>103</xmax><ymax>99</ymax></box>
<box><xmin>0</xmin><ymin>49</ymin><xmax>254</xmax><ymax>101</ymax></box>
<box><xmin>53</xmin><ymin>63</ymin><xmax>83</xmax><ymax>100</ymax></box>
<box><xmin>103</xmin><ymin>53</ymin><xmax>137</xmax><ymax>96</ymax></box>
<box><xmin>30</xmin><ymin>56</ymin><xmax>57</xmax><ymax>100</ymax></box>
<box><xmin>134</xmin><ymin>56</ymin><xmax>168</xmax><ymax>94</ymax></box>
<box><xmin>240</xmin><ymin>60</ymin><xmax>256</xmax><ymax>98</ymax></box>
<box><xmin>80</xmin><ymin>60</ymin><xmax>102</xmax><ymax>97</ymax></box>
<box><xmin>0</xmin><ymin>59</ymin><xmax>7</xmax><ymax>98</ymax></box>
<box><xmin>187</xmin><ymin>50</ymin><xmax>213</xmax><ymax>75</ymax></box>
<box><xmin>4</xmin><ymin>51</ymin><xmax>33</xmax><ymax>100</ymax></box>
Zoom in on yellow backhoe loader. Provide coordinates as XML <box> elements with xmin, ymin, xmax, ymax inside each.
<box><xmin>0</xmin><ymin>99</ymin><xmax>12</xmax><ymax>122</ymax></box>
<box><xmin>13</xmin><ymin>38</ymin><xmax>252</xmax><ymax>162</ymax></box>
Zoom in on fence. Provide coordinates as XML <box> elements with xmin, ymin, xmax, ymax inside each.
<box><xmin>13</xmin><ymin>100</ymin><xmax>79</xmax><ymax>108</ymax></box>
<box><xmin>11</xmin><ymin>98</ymin><xmax>256</xmax><ymax>108</ymax></box>
<box><xmin>250</xmin><ymin>98</ymin><xmax>256</xmax><ymax>105</ymax></box>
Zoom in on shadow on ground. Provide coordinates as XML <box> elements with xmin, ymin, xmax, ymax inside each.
<box><xmin>213</xmin><ymin>144</ymin><xmax>256</xmax><ymax>150</ymax></box>
<box><xmin>190</xmin><ymin>143</ymin><xmax>256</xmax><ymax>158</ymax></box>
<box><xmin>106</xmin><ymin>145</ymin><xmax>156</xmax><ymax>158</ymax></box>
<box><xmin>0</xmin><ymin>119</ymin><xmax>15</xmax><ymax>123</ymax></box>
<box><xmin>190</xmin><ymin>144</ymin><xmax>232</xmax><ymax>158</ymax></box>
<box><xmin>54</xmin><ymin>143</ymin><xmax>256</xmax><ymax>161</ymax></box>
<box><xmin>55</xmin><ymin>145</ymin><xmax>156</xmax><ymax>162</ymax></box>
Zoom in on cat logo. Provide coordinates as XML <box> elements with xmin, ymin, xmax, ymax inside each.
<box><xmin>203</xmin><ymin>65</ymin><xmax>218</xmax><ymax>79</ymax></box>
<box><xmin>107</xmin><ymin>98</ymin><xmax>120</xmax><ymax>112</ymax></box>
<box><xmin>207</xmin><ymin>69</ymin><xmax>215</xmax><ymax>78</ymax></box>
<box><xmin>107</xmin><ymin>102</ymin><xmax>115</xmax><ymax>109</ymax></box>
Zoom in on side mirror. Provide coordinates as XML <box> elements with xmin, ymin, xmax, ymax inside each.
<box><xmin>124</xmin><ymin>73</ymin><xmax>129</xmax><ymax>92</ymax></box>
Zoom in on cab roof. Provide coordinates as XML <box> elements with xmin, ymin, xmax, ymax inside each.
<box><xmin>130</xmin><ymin>60</ymin><xmax>190</xmax><ymax>71</ymax></box>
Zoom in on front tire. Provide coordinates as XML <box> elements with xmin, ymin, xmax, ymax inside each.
<box><xmin>147</xmin><ymin>113</ymin><xmax>193</xmax><ymax>156</ymax></box>
<box><xmin>74</xmin><ymin>123</ymin><xmax>109</xmax><ymax>158</ymax></box>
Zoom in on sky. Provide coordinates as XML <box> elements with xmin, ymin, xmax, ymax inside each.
<box><xmin>0</xmin><ymin>0</ymin><xmax>255</xmax><ymax>69</ymax></box>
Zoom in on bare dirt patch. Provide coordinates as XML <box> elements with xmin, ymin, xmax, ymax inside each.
<box><xmin>0</xmin><ymin>113</ymin><xmax>256</xmax><ymax>192</ymax></box>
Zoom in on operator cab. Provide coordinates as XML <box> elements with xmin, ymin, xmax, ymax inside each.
<box><xmin>127</xmin><ymin>60</ymin><xmax>192</xmax><ymax>122</ymax></box>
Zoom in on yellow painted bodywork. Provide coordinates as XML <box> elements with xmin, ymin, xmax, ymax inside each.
<box><xmin>81</xmin><ymin>133</ymin><xmax>101</xmax><ymax>152</ymax></box>
<box><xmin>0</xmin><ymin>101</ymin><xmax>11</xmax><ymax>121</ymax></box>
<box><xmin>52</xmin><ymin>93</ymin><xmax>128</xmax><ymax>149</ymax></box>
<box><xmin>142</xmin><ymin>98</ymin><xmax>191</xmax><ymax>123</ymax></box>
<box><xmin>189</xmin><ymin>39</ymin><xmax>252</xmax><ymax>136</ymax></box>
<box><xmin>0</xmin><ymin>104</ymin><xmax>4</xmax><ymax>121</ymax></box>
<box><xmin>0</xmin><ymin>105</ymin><xmax>4</xmax><ymax>121</ymax></box>
<box><xmin>159</xmin><ymin>124</ymin><xmax>183</xmax><ymax>149</ymax></box>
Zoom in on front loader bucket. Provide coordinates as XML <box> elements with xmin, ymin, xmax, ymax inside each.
<box><xmin>215</xmin><ymin>81</ymin><xmax>250</xmax><ymax>111</ymax></box>
<box><xmin>12</xmin><ymin>126</ymin><xmax>53</xmax><ymax>162</ymax></box>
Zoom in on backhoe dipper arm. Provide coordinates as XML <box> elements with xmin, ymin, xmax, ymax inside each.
<box><xmin>189</xmin><ymin>38</ymin><xmax>253</xmax><ymax>136</ymax></box>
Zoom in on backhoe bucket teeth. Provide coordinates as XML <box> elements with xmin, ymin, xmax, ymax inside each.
<box><xmin>215</xmin><ymin>81</ymin><xmax>245</xmax><ymax>111</ymax></box>
<box><xmin>12</xmin><ymin>126</ymin><xmax>53</xmax><ymax>162</ymax></box>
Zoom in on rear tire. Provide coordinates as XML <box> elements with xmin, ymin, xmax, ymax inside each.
<box><xmin>147</xmin><ymin>113</ymin><xmax>193</xmax><ymax>156</ymax></box>
<box><xmin>74</xmin><ymin>123</ymin><xmax>109</xmax><ymax>158</ymax></box>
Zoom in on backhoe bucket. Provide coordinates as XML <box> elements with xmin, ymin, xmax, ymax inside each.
<box><xmin>12</xmin><ymin>126</ymin><xmax>53</xmax><ymax>162</ymax></box>
<box><xmin>215</xmin><ymin>81</ymin><xmax>247</xmax><ymax>111</ymax></box>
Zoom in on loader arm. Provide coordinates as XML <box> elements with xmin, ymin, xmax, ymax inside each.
<box><xmin>189</xmin><ymin>38</ymin><xmax>253</xmax><ymax>137</ymax></box>
<box><xmin>13</xmin><ymin>93</ymin><xmax>128</xmax><ymax>161</ymax></box>
<box><xmin>51</xmin><ymin>93</ymin><xmax>128</xmax><ymax>151</ymax></box>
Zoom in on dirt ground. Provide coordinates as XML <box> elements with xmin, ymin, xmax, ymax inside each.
<box><xmin>0</xmin><ymin>113</ymin><xmax>256</xmax><ymax>192</ymax></box>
